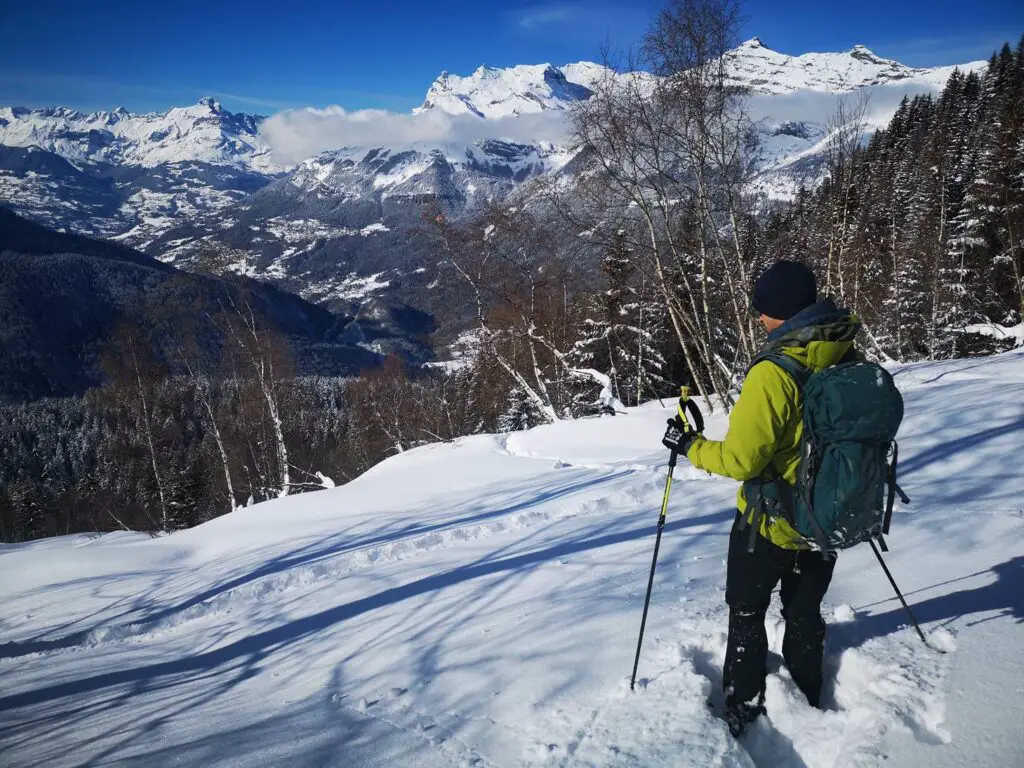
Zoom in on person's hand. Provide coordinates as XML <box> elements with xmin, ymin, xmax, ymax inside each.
<box><xmin>662</xmin><ymin>386</ymin><xmax>704</xmax><ymax>455</ymax></box>
<box><xmin>662</xmin><ymin>416</ymin><xmax>700</xmax><ymax>454</ymax></box>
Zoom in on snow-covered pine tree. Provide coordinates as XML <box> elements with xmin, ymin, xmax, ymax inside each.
<box><xmin>449</xmin><ymin>364</ymin><xmax>486</xmax><ymax>436</ymax></box>
<box><xmin>498</xmin><ymin>386</ymin><xmax>539</xmax><ymax>432</ymax></box>
<box><xmin>569</xmin><ymin>232</ymin><xmax>669</xmax><ymax>410</ymax></box>
<box><xmin>915</xmin><ymin>80</ymin><xmax>969</xmax><ymax>359</ymax></box>
<box><xmin>946</xmin><ymin>42</ymin><xmax>1024</xmax><ymax>349</ymax></box>
<box><xmin>9</xmin><ymin>479</ymin><xmax>47</xmax><ymax>542</ymax></box>
<box><xmin>845</xmin><ymin>130</ymin><xmax>888</xmax><ymax>333</ymax></box>
<box><xmin>981</xmin><ymin>43</ymin><xmax>1023</xmax><ymax>325</ymax></box>
<box><xmin>631</xmin><ymin>266</ymin><xmax>672</xmax><ymax>404</ymax></box>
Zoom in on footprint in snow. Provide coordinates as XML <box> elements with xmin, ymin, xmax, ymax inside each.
<box><xmin>355</xmin><ymin>697</ymin><xmax>378</xmax><ymax>712</ymax></box>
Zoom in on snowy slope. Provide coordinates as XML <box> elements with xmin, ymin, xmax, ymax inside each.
<box><xmin>1</xmin><ymin>349</ymin><xmax>1021</xmax><ymax>767</ymax></box>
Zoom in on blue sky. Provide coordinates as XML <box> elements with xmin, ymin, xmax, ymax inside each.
<box><xmin>1</xmin><ymin>0</ymin><xmax>1020</xmax><ymax>114</ymax></box>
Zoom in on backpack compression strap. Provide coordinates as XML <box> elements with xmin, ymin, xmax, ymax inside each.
<box><xmin>878</xmin><ymin>441</ymin><xmax>911</xmax><ymax>552</ymax></box>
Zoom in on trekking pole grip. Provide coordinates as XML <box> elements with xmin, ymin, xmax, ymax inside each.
<box><xmin>676</xmin><ymin>386</ymin><xmax>704</xmax><ymax>434</ymax></box>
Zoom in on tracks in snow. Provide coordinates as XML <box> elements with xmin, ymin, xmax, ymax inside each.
<box><xmin>334</xmin><ymin>685</ymin><xmax>495</xmax><ymax>768</ymax></box>
<box><xmin>2</xmin><ymin>466</ymin><xmax>652</xmax><ymax>660</ymax></box>
<box><xmin>336</xmin><ymin>592</ymin><xmax>955</xmax><ymax>767</ymax></box>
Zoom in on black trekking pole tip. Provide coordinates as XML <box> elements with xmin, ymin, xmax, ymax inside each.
<box><xmin>629</xmin><ymin>676</ymin><xmax>648</xmax><ymax>692</ymax></box>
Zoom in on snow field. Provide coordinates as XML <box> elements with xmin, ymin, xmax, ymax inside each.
<box><xmin>0</xmin><ymin>350</ymin><xmax>1022</xmax><ymax>767</ymax></box>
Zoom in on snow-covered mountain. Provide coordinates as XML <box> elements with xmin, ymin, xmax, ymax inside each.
<box><xmin>0</xmin><ymin>99</ymin><xmax>281</xmax><ymax>243</ymax></box>
<box><xmin>418</xmin><ymin>63</ymin><xmax>597</xmax><ymax>118</ymax></box>
<box><xmin>0</xmin><ymin>41</ymin><xmax>986</xmax><ymax>310</ymax></box>
<box><xmin>0</xmin><ymin>97</ymin><xmax>279</xmax><ymax>170</ymax></box>
<box><xmin>288</xmin><ymin>140</ymin><xmax>567</xmax><ymax>203</ymax></box>
<box><xmin>723</xmin><ymin>37</ymin><xmax>971</xmax><ymax>94</ymax></box>
<box><xmin>2</xmin><ymin>348</ymin><xmax>1021</xmax><ymax>766</ymax></box>
<box><xmin>402</xmin><ymin>40</ymin><xmax>982</xmax><ymax>202</ymax></box>
<box><xmin>413</xmin><ymin>38</ymin><xmax>966</xmax><ymax>119</ymax></box>
<box><xmin>144</xmin><ymin>139</ymin><xmax>572</xmax><ymax>309</ymax></box>
<box><xmin>165</xmin><ymin>42</ymin><xmax>986</xmax><ymax>309</ymax></box>
<box><xmin>414</xmin><ymin>39</ymin><xmax>970</xmax><ymax>119</ymax></box>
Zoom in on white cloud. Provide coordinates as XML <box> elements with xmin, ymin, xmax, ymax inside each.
<box><xmin>260</xmin><ymin>106</ymin><xmax>572</xmax><ymax>166</ymax></box>
<box><xmin>510</xmin><ymin>2</ymin><xmax>650</xmax><ymax>44</ymax></box>
<box><xmin>260</xmin><ymin>66</ymin><xmax>963</xmax><ymax>167</ymax></box>
<box><xmin>747</xmin><ymin>82</ymin><xmax>949</xmax><ymax>130</ymax></box>
<box><xmin>203</xmin><ymin>91</ymin><xmax>300</xmax><ymax>111</ymax></box>
<box><xmin>517</xmin><ymin>4</ymin><xmax>577</xmax><ymax>30</ymax></box>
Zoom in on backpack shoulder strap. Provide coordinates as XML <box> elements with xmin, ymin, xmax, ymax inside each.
<box><xmin>740</xmin><ymin>351</ymin><xmax>811</xmax><ymax>552</ymax></box>
<box><xmin>752</xmin><ymin>351</ymin><xmax>811</xmax><ymax>391</ymax></box>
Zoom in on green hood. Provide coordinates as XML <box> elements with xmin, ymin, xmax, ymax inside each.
<box><xmin>762</xmin><ymin>299</ymin><xmax>860</xmax><ymax>373</ymax></box>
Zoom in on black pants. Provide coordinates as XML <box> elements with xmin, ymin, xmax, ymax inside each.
<box><xmin>724</xmin><ymin>514</ymin><xmax>836</xmax><ymax>708</ymax></box>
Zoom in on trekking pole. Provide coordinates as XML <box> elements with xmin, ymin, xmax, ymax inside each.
<box><xmin>629</xmin><ymin>447</ymin><xmax>677</xmax><ymax>691</ymax></box>
<box><xmin>630</xmin><ymin>389</ymin><xmax>704</xmax><ymax>691</ymax></box>
<box><xmin>868</xmin><ymin>538</ymin><xmax>941</xmax><ymax>652</ymax></box>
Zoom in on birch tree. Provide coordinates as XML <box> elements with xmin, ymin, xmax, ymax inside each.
<box><xmin>564</xmin><ymin>0</ymin><xmax>754</xmax><ymax>410</ymax></box>
<box><xmin>214</xmin><ymin>294</ymin><xmax>293</xmax><ymax>500</ymax></box>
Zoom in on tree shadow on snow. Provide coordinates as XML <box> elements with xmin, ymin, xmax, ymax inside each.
<box><xmin>891</xmin><ymin>373</ymin><xmax>1023</xmax><ymax>510</ymax></box>
<box><xmin>0</xmin><ymin>469</ymin><xmax>636</xmax><ymax>660</ymax></box>
<box><xmin>830</xmin><ymin>555</ymin><xmax>1023</xmax><ymax>651</ymax></box>
<box><xmin>0</xmin><ymin>507</ymin><xmax>736</xmax><ymax>714</ymax></box>
<box><xmin>897</xmin><ymin>415</ymin><xmax>1024</xmax><ymax>482</ymax></box>
<box><xmin>2</xmin><ymin>662</ymin><xmax>428</xmax><ymax>768</ymax></box>
<box><xmin>0</xmin><ymin>504</ymin><xmax>737</xmax><ymax>765</ymax></box>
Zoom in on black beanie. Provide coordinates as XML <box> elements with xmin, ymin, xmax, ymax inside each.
<box><xmin>751</xmin><ymin>261</ymin><xmax>817</xmax><ymax>320</ymax></box>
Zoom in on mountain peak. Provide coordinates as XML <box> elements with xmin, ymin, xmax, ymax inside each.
<box><xmin>847</xmin><ymin>44</ymin><xmax>887</xmax><ymax>63</ymax></box>
<box><xmin>196</xmin><ymin>96</ymin><xmax>223</xmax><ymax>112</ymax></box>
<box><xmin>418</xmin><ymin>62</ymin><xmax>591</xmax><ymax>119</ymax></box>
<box><xmin>415</xmin><ymin>39</ymin><xmax>976</xmax><ymax>118</ymax></box>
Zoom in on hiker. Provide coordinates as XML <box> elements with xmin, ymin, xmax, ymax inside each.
<box><xmin>667</xmin><ymin>261</ymin><xmax>861</xmax><ymax>737</ymax></box>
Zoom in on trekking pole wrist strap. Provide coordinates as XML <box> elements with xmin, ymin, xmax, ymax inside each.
<box><xmin>675</xmin><ymin>387</ymin><xmax>704</xmax><ymax>433</ymax></box>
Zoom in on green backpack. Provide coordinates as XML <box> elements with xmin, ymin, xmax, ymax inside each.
<box><xmin>741</xmin><ymin>353</ymin><xmax>907</xmax><ymax>553</ymax></box>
